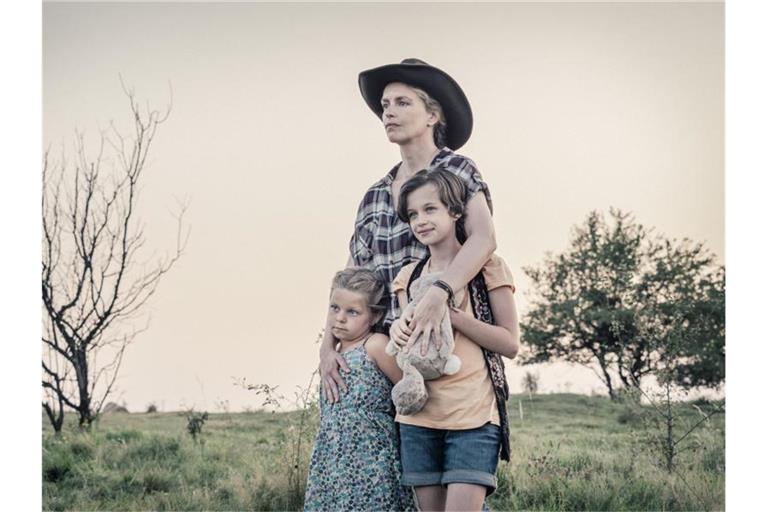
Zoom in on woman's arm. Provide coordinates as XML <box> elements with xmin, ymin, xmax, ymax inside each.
<box><xmin>449</xmin><ymin>285</ymin><xmax>520</xmax><ymax>359</ymax></box>
<box><xmin>407</xmin><ymin>192</ymin><xmax>496</xmax><ymax>353</ymax></box>
<box><xmin>366</xmin><ymin>334</ymin><xmax>403</xmax><ymax>383</ymax></box>
<box><xmin>318</xmin><ymin>253</ymin><xmax>357</xmax><ymax>404</ymax></box>
<box><xmin>319</xmin><ymin>315</ymin><xmax>349</xmax><ymax>404</ymax></box>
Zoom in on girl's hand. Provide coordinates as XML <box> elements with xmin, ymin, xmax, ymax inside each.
<box><xmin>319</xmin><ymin>343</ymin><xmax>349</xmax><ymax>404</ymax></box>
<box><xmin>389</xmin><ymin>311</ymin><xmax>413</xmax><ymax>350</ymax></box>
<box><xmin>408</xmin><ymin>286</ymin><xmax>449</xmax><ymax>356</ymax></box>
<box><xmin>448</xmin><ymin>304</ymin><xmax>472</xmax><ymax>331</ymax></box>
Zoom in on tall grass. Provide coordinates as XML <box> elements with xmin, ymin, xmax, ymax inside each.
<box><xmin>43</xmin><ymin>394</ymin><xmax>724</xmax><ymax>511</ymax></box>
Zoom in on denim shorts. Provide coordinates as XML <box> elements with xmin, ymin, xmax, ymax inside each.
<box><xmin>399</xmin><ymin>422</ymin><xmax>502</xmax><ymax>495</ymax></box>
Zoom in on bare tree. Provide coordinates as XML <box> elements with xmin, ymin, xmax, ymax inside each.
<box><xmin>521</xmin><ymin>371</ymin><xmax>540</xmax><ymax>401</ymax></box>
<box><xmin>42</xmin><ymin>82</ymin><xmax>188</xmax><ymax>431</ymax></box>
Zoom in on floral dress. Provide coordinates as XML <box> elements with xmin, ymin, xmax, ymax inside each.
<box><xmin>304</xmin><ymin>344</ymin><xmax>416</xmax><ymax>512</ymax></box>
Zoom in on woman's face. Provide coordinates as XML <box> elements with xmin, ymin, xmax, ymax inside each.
<box><xmin>380</xmin><ymin>82</ymin><xmax>437</xmax><ymax>146</ymax></box>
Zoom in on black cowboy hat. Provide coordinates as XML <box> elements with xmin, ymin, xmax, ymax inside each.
<box><xmin>358</xmin><ymin>58</ymin><xmax>473</xmax><ymax>150</ymax></box>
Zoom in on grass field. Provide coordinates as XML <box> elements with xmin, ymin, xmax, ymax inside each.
<box><xmin>42</xmin><ymin>393</ymin><xmax>724</xmax><ymax>511</ymax></box>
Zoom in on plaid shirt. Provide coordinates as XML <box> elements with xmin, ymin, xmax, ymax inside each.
<box><xmin>349</xmin><ymin>147</ymin><xmax>492</xmax><ymax>329</ymax></box>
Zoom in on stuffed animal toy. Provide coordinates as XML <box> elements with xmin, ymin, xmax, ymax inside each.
<box><xmin>386</xmin><ymin>273</ymin><xmax>463</xmax><ymax>416</ymax></box>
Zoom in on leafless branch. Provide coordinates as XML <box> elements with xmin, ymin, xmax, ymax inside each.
<box><xmin>41</xmin><ymin>81</ymin><xmax>184</xmax><ymax>431</ymax></box>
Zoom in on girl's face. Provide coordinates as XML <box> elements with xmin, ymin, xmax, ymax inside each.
<box><xmin>405</xmin><ymin>183</ymin><xmax>460</xmax><ymax>246</ymax></box>
<box><xmin>328</xmin><ymin>288</ymin><xmax>377</xmax><ymax>342</ymax></box>
<box><xmin>380</xmin><ymin>82</ymin><xmax>437</xmax><ymax>146</ymax></box>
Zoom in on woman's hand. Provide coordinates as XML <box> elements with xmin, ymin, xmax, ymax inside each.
<box><xmin>319</xmin><ymin>342</ymin><xmax>349</xmax><ymax>404</ymax></box>
<box><xmin>389</xmin><ymin>312</ymin><xmax>413</xmax><ymax>350</ymax></box>
<box><xmin>407</xmin><ymin>286</ymin><xmax>449</xmax><ymax>356</ymax></box>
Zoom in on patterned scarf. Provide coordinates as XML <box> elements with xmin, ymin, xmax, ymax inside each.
<box><xmin>407</xmin><ymin>259</ymin><xmax>511</xmax><ymax>461</ymax></box>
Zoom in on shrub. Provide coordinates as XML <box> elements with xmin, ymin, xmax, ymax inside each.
<box><xmin>146</xmin><ymin>402</ymin><xmax>158</xmax><ymax>413</ymax></box>
<box><xmin>521</xmin><ymin>371</ymin><xmax>540</xmax><ymax>398</ymax></box>
<box><xmin>186</xmin><ymin>410</ymin><xmax>209</xmax><ymax>442</ymax></box>
<box><xmin>43</xmin><ymin>444</ymin><xmax>74</xmax><ymax>483</ymax></box>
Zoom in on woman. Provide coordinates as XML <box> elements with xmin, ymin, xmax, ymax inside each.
<box><xmin>317</xmin><ymin>59</ymin><xmax>511</xmax><ymax>508</ymax></box>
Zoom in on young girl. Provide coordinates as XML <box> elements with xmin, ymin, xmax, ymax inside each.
<box><xmin>390</xmin><ymin>168</ymin><xmax>521</xmax><ymax>512</ymax></box>
<box><xmin>304</xmin><ymin>268</ymin><xmax>416</xmax><ymax>512</ymax></box>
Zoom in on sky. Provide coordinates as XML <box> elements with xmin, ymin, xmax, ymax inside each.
<box><xmin>41</xmin><ymin>1</ymin><xmax>724</xmax><ymax>412</ymax></box>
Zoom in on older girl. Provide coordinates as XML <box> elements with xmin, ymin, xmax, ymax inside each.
<box><xmin>392</xmin><ymin>168</ymin><xmax>520</xmax><ymax>511</ymax></box>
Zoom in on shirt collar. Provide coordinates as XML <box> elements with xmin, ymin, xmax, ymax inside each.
<box><xmin>381</xmin><ymin>147</ymin><xmax>453</xmax><ymax>185</ymax></box>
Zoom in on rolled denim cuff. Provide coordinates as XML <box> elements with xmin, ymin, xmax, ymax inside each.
<box><xmin>441</xmin><ymin>469</ymin><xmax>497</xmax><ymax>492</ymax></box>
<box><xmin>401</xmin><ymin>471</ymin><xmax>443</xmax><ymax>487</ymax></box>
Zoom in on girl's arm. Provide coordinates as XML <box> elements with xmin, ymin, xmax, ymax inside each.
<box><xmin>389</xmin><ymin>290</ymin><xmax>412</xmax><ymax>348</ymax></box>
<box><xmin>407</xmin><ymin>193</ymin><xmax>496</xmax><ymax>350</ymax></box>
<box><xmin>449</xmin><ymin>285</ymin><xmax>520</xmax><ymax>359</ymax></box>
<box><xmin>366</xmin><ymin>334</ymin><xmax>403</xmax><ymax>383</ymax></box>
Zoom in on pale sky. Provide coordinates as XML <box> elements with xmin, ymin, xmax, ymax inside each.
<box><xmin>42</xmin><ymin>1</ymin><xmax>723</xmax><ymax>412</ymax></box>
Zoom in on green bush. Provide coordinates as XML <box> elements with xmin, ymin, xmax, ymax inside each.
<box><xmin>43</xmin><ymin>444</ymin><xmax>74</xmax><ymax>483</ymax></box>
<box><xmin>186</xmin><ymin>411</ymin><xmax>209</xmax><ymax>442</ymax></box>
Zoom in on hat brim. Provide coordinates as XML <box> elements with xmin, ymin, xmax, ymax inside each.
<box><xmin>358</xmin><ymin>62</ymin><xmax>473</xmax><ymax>150</ymax></box>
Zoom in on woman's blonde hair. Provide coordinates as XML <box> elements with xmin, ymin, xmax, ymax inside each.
<box><xmin>331</xmin><ymin>268</ymin><xmax>387</xmax><ymax>324</ymax></box>
<box><xmin>410</xmin><ymin>85</ymin><xmax>448</xmax><ymax>148</ymax></box>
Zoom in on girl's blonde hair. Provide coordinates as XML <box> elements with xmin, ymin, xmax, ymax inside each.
<box><xmin>331</xmin><ymin>268</ymin><xmax>387</xmax><ymax>323</ymax></box>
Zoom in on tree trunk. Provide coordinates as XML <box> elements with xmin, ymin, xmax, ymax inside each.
<box><xmin>664</xmin><ymin>382</ymin><xmax>675</xmax><ymax>472</ymax></box>
<box><xmin>43</xmin><ymin>402</ymin><xmax>64</xmax><ymax>434</ymax></box>
<box><xmin>75</xmin><ymin>348</ymin><xmax>92</xmax><ymax>429</ymax></box>
<box><xmin>596</xmin><ymin>353</ymin><xmax>616</xmax><ymax>399</ymax></box>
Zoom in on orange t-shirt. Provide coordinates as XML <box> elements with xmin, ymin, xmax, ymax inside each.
<box><xmin>392</xmin><ymin>254</ymin><xmax>515</xmax><ymax>430</ymax></box>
